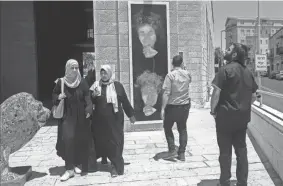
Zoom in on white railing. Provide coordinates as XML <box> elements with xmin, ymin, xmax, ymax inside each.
<box><xmin>253</xmin><ymin>90</ymin><xmax>283</xmax><ymax>120</ymax></box>
<box><xmin>257</xmin><ymin>90</ymin><xmax>283</xmax><ymax>99</ymax></box>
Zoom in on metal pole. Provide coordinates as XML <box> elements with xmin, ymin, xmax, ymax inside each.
<box><xmin>220</xmin><ymin>31</ymin><xmax>223</xmax><ymax>68</ymax></box>
<box><xmin>221</xmin><ymin>30</ymin><xmax>223</xmax><ymax>52</ymax></box>
<box><xmin>257</xmin><ymin>0</ymin><xmax>263</xmax><ymax>106</ymax></box>
<box><xmin>220</xmin><ymin>30</ymin><xmax>225</xmax><ymax>67</ymax></box>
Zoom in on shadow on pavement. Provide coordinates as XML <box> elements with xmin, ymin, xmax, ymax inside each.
<box><xmin>197</xmin><ymin>179</ymin><xmax>237</xmax><ymax>186</ymax></box>
<box><xmin>28</xmin><ymin>171</ymin><xmax>48</xmax><ymax>181</ymax></box>
<box><xmin>153</xmin><ymin>145</ymin><xmax>178</xmax><ymax>162</ymax></box>
<box><xmin>48</xmin><ymin>161</ymin><xmax>131</xmax><ymax>176</ymax></box>
<box><xmin>153</xmin><ymin>145</ymin><xmax>193</xmax><ymax>161</ymax></box>
<box><xmin>93</xmin><ymin>161</ymin><xmax>131</xmax><ymax>173</ymax></box>
<box><xmin>48</xmin><ymin>166</ymin><xmax>65</xmax><ymax>176</ymax></box>
<box><xmin>153</xmin><ymin>151</ymin><xmax>177</xmax><ymax>162</ymax></box>
<box><xmin>44</xmin><ymin>117</ymin><xmax>58</xmax><ymax>127</ymax></box>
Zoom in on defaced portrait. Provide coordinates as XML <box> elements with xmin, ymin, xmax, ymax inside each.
<box><xmin>130</xmin><ymin>3</ymin><xmax>169</xmax><ymax>122</ymax></box>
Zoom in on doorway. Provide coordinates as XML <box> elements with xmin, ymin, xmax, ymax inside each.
<box><xmin>34</xmin><ymin>1</ymin><xmax>94</xmax><ymax>109</ymax></box>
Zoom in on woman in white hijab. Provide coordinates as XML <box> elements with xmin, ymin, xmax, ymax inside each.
<box><xmin>90</xmin><ymin>65</ymin><xmax>136</xmax><ymax>177</ymax></box>
<box><xmin>52</xmin><ymin>59</ymin><xmax>93</xmax><ymax>181</ymax></box>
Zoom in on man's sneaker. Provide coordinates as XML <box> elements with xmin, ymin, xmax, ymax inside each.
<box><xmin>60</xmin><ymin>170</ymin><xmax>74</xmax><ymax>182</ymax></box>
<box><xmin>177</xmin><ymin>153</ymin><xmax>185</xmax><ymax>161</ymax></box>
<box><xmin>163</xmin><ymin>150</ymin><xmax>178</xmax><ymax>160</ymax></box>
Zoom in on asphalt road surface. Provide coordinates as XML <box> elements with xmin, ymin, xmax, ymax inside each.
<box><xmin>257</xmin><ymin>77</ymin><xmax>283</xmax><ymax>113</ymax></box>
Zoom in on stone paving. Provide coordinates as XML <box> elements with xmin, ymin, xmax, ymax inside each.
<box><xmin>9</xmin><ymin>109</ymin><xmax>275</xmax><ymax>186</ymax></box>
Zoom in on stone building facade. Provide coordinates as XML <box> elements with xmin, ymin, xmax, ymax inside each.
<box><xmin>1</xmin><ymin>1</ymin><xmax>214</xmax><ymax>130</ymax></box>
<box><xmin>93</xmin><ymin>1</ymin><xmax>215</xmax><ymax>110</ymax></box>
<box><xmin>269</xmin><ymin>27</ymin><xmax>283</xmax><ymax>73</ymax></box>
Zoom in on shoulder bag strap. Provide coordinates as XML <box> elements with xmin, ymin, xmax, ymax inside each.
<box><xmin>61</xmin><ymin>78</ymin><xmax>64</xmax><ymax>94</ymax></box>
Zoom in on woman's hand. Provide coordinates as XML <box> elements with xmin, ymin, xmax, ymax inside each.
<box><xmin>58</xmin><ymin>93</ymin><xmax>66</xmax><ymax>100</ymax></box>
<box><xmin>85</xmin><ymin>105</ymin><xmax>93</xmax><ymax>119</ymax></box>
<box><xmin>86</xmin><ymin>113</ymin><xmax>91</xmax><ymax>118</ymax></box>
<box><xmin>129</xmin><ymin>116</ymin><xmax>136</xmax><ymax>124</ymax></box>
<box><xmin>92</xmin><ymin>89</ymin><xmax>100</xmax><ymax>97</ymax></box>
<box><xmin>160</xmin><ymin>109</ymin><xmax>165</xmax><ymax>120</ymax></box>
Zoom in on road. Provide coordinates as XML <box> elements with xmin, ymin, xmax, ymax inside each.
<box><xmin>256</xmin><ymin>77</ymin><xmax>283</xmax><ymax>113</ymax></box>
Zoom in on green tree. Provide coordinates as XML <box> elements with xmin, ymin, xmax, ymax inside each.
<box><xmin>214</xmin><ymin>47</ymin><xmax>224</xmax><ymax>73</ymax></box>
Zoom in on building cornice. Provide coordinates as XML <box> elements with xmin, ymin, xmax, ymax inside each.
<box><xmin>225</xmin><ymin>17</ymin><xmax>283</xmax><ymax>27</ymax></box>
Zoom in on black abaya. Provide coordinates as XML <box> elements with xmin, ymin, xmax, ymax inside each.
<box><xmin>91</xmin><ymin>81</ymin><xmax>134</xmax><ymax>174</ymax></box>
<box><xmin>53</xmin><ymin>78</ymin><xmax>93</xmax><ymax>171</ymax></box>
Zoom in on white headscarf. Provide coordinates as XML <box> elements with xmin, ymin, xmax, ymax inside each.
<box><xmin>63</xmin><ymin>59</ymin><xmax>81</xmax><ymax>88</ymax></box>
<box><xmin>90</xmin><ymin>65</ymin><xmax>118</xmax><ymax>113</ymax></box>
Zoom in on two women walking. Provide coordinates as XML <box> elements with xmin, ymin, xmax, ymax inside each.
<box><xmin>53</xmin><ymin>60</ymin><xmax>135</xmax><ymax>181</ymax></box>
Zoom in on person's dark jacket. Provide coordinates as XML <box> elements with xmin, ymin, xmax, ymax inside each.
<box><xmin>85</xmin><ymin>69</ymin><xmax>96</xmax><ymax>87</ymax></box>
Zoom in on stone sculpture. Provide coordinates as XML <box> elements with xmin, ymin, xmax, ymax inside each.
<box><xmin>0</xmin><ymin>92</ymin><xmax>50</xmax><ymax>183</ymax></box>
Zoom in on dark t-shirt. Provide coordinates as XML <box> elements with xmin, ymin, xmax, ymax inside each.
<box><xmin>212</xmin><ymin>62</ymin><xmax>258</xmax><ymax>130</ymax></box>
<box><xmin>85</xmin><ymin>69</ymin><xmax>96</xmax><ymax>87</ymax></box>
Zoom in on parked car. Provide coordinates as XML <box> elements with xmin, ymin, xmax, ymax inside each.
<box><xmin>275</xmin><ymin>71</ymin><xmax>283</xmax><ymax>80</ymax></box>
<box><xmin>260</xmin><ymin>71</ymin><xmax>268</xmax><ymax>77</ymax></box>
<box><xmin>269</xmin><ymin>71</ymin><xmax>278</xmax><ymax>79</ymax></box>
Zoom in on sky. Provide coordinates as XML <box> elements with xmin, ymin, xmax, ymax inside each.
<box><xmin>213</xmin><ymin>1</ymin><xmax>283</xmax><ymax>49</ymax></box>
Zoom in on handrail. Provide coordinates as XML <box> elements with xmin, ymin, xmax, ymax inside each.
<box><xmin>252</xmin><ymin>89</ymin><xmax>283</xmax><ymax>121</ymax></box>
<box><xmin>257</xmin><ymin>90</ymin><xmax>283</xmax><ymax>99</ymax></box>
<box><xmin>252</xmin><ymin>101</ymin><xmax>283</xmax><ymax>121</ymax></box>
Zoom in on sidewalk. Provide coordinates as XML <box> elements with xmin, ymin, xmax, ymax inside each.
<box><xmin>9</xmin><ymin>109</ymin><xmax>275</xmax><ymax>186</ymax></box>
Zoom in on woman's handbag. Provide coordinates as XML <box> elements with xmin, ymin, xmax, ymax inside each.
<box><xmin>52</xmin><ymin>78</ymin><xmax>65</xmax><ymax>119</ymax></box>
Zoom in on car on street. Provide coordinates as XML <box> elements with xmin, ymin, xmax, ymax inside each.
<box><xmin>269</xmin><ymin>71</ymin><xmax>278</xmax><ymax>79</ymax></box>
<box><xmin>260</xmin><ymin>71</ymin><xmax>268</xmax><ymax>77</ymax></box>
<box><xmin>275</xmin><ymin>70</ymin><xmax>283</xmax><ymax>80</ymax></box>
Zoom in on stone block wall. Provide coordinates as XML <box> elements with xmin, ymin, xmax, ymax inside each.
<box><xmin>93</xmin><ymin>1</ymin><xmax>215</xmax><ymax>128</ymax></box>
<box><xmin>176</xmin><ymin>1</ymin><xmax>214</xmax><ymax>107</ymax></box>
<box><xmin>249</xmin><ymin>103</ymin><xmax>283</xmax><ymax>181</ymax></box>
<box><xmin>176</xmin><ymin>1</ymin><xmax>203</xmax><ymax>107</ymax></box>
<box><xmin>200</xmin><ymin>1</ymin><xmax>215</xmax><ymax>104</ymax></box>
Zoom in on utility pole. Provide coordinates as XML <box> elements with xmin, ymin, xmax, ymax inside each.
<box><xmin>257</xmin><ymin>0</ymin><xmax>263</xmax><ymax>106</ymax></box>
<box><xmin>220</xmin><ymin>30</ymin><xmax>225</xmax><ymax>68</ymax></box>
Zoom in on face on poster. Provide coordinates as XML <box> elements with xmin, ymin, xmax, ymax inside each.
<box><xmin>129</xmin><ymin>2</ymin><xmax>169</xmax><ymax>122</ymax></box>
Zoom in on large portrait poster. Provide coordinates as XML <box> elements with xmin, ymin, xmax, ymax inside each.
<box><xmin>129</xmin><ymin>2</ymin><xmax>170</xmax><ymax>123</ymax></box>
